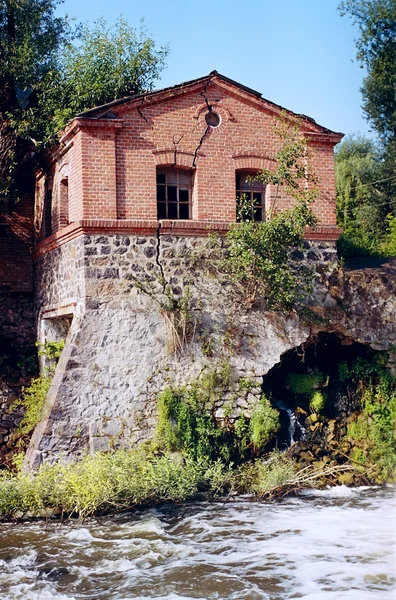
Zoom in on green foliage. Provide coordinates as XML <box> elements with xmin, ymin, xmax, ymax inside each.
<box><xmin>0</xmin><ymin>450</ymin><xmax>232</xmax><ymax>520</ymax></box>
<box><xmin>225</xmin><ymin>205</ymin><xmax>315</xmax><ymax>310</ymax></box>
<box><xmin>286</xmin><ymin>369</ymin><xmax>324</xmax><ymax>395</ymax></box>
<box><xmin>249</xmin><ymin>395</ymin><xmax>280</xmax><ymax>450</ymax></box>
<box><xmin>11</xmin><ymin>376</ymin><xmax>51</xmax><ymax>437</ymax></box>
<box><xmin>347</xmin><ymin>378</ymin><xmax>396</xmax><ymax>482</ymax></box>
<box><xmin>36</xmin><ymin>339</ymin><xmax>65</xmax><ymax>361</ymax></box>
<box><xmin>245</xmin><ymin>453</ymin><xmax>298</xmax><ymax>498</ymax></box>
<box><xmin>156</xmin><ymin>370</ymin><xmax>278</xmax><ymax>463</ymax></box>
<box><xmin>0</xmin><ymin>4</ymin><xmax>167</xmax><ymax>203</ymax></box>
<box><xmin>224</xmin><ymin>113</ymin><xmax>317</xmax><ymax>310</ymax></box>
<box><xmin>156</xmin><ymin>387</ymin><xmax>238</xmax><ymax>463</ymax></box>
<box><xmin>338</xmin><ymin>2</ymin><xmax>396</xmax><ymax>257</ymax></box>
<box><xmin>336</xmin><ymin>136</ymin><xmax>382</xmax><ymax>231</ymax></box>
<box><xmin>255</xmin><ymin>113</ymin><xmax>319</xmax><ymax>204</ymax></box>
<box><xmin>339</xmin><ymin>0</ymin><xmax>396</xmax><ymax>144</ymax></box>
<box><xmin>47</xmin><ymin>17</ymin><xmax>169</xmax><ymax>134</ymax></box>
<box><xmin>2</xmin><ymin>447</ymin><xmax>337</xmax><ymax>520</ymax></box>
<box><xmin>0</xmin><ymin>0</ymin><xmax>74</xmax><ymax>201</ymax></box>
<box><xmin>10</xmin><ymin>338</ymin><xmax>65</xmax><ymax>443</ymax></box>
<box><xmin>309</xmin><ymin>390</ymin><xmax>327</xmax><ymax>415</ymax></box>
<box><xmin>335</xmin><ymin>135</ymin><xmax>395</xmax><ymax>257</ymax></box>
<box><xmin>377</xmin><ymin>214</ymin><xmax>396</xmax><ymax>256</ymax></box>
<box><xmin>337</xmin><ymin>353</ymin><xmax>395</xmax><ymax>482</ymax></box>
<box><xmin>338</xmin><ymin>354</ymin><xmax>390</xmax><ymax>384</ymax></box>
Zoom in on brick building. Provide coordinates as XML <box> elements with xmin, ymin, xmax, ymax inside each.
<box><xmin>34</xmin><ymin>71</ymin><xmax>343</xmax><ymax>248</ymax></box>
<box><xmin>22</xmin><ymin>72</ymin><xmax>350</xmax><ymax>466</ymax></box>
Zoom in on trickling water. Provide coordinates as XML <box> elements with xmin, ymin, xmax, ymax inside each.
<box><xmin>0</xmin><ymin>486</ymin><xmax>394</xmax><ymax>599</ymax></box>
<box><xmin>273</xmin><ymin>400</ymin><xmax>305</xmax><ymax>448</ymax></box>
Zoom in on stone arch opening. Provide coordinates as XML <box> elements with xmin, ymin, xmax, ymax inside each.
<box><xmin>262</xmin><ymin>331</ymin><xmax>385</xmax><ymax>451</ymax></box>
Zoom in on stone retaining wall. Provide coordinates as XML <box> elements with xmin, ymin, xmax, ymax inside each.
<box><xmin>23</xmin><ymin>233</ymin><xmax>395</xmax><ymax>469</ymax></box>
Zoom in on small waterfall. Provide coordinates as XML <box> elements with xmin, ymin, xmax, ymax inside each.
<box><xmin>273</xmin><ymin>400</ymin><xmax>305</xmax><ymax>448</ymax></box>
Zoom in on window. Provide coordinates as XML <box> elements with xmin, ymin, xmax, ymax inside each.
<box><xmin>236</xmin><ymin>171</ymin><xmax>266</xmax><ymax>222</ymax></box>
<box><xmin>205</xmin><ymin>111</ymin><xmax>221</xmax><ymax>128</ymax></box>
<box><xmin>59</xmin><ymin>176</ymin><xmax>69</xmax><ymax>227</ymax></box>
<box><xmin>44</xmin><ymin>188</ymin><xmax>53</xmax><ymax>237</ymax></box>
<box><xmin>157</xmin><ymin>168</ymin><xmax>192</xmax><ymax>220</ymax></box>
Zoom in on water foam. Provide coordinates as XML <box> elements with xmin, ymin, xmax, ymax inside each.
<box><xmin>0</xmin><ymin>486</ymin><xmax>394</xmax><ymax>599</ymax></box>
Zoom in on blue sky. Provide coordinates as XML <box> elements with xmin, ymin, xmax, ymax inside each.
<box><xmin>58</xmin><ymin>0</ymin><xmax>372</xmax><ymax>141</ymax></box>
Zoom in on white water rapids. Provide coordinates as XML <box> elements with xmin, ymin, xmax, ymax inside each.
<box><xmin>0</xmin><ymin>486</ymin><xmax>394</xmax><ymax>600</ymax></box>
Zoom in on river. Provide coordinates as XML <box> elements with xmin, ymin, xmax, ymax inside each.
<box><xmin>0</xmin><ymin>486</ymin><xmax>394</xmax><ymax>600</ymax></box>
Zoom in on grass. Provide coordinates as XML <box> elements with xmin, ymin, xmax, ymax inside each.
<box><xmin>0</xmin><ymin>448</ymin><xmax>357</xmax><ymax>521</ymax></box>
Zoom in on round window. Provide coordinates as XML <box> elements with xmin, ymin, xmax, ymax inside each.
<box><xmin>205</xmin><ymin>111</ymin><xmax>221</xmax><ymax>128</ymax></box>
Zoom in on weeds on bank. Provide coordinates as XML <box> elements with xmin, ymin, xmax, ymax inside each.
<box><xmin>0</xmin><ymin>449</ymin><xmax>359</xmax><ymax>521</ymax></box>
<box><xmin>11</xmin><ymin>340</ymin><xmax>65</xmax><ymax>436</ymax></box>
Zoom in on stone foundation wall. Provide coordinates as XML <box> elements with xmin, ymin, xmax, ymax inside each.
<box><xmin>24</xmin><ymin>234</ymin><xmax>395</xmax><ymax>469</ymax></box>
<box><xmin>35</xmin><ymin>236</ymin><xmax>85</xmax><ymax>315</ymax></box>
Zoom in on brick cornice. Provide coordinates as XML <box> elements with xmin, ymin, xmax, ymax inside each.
<box><xmin>32</xmin><ymin>220</ymin><xmax>341</xmax><ymax>259</ymax></box>
<box><xmin>304</xmin><ymin>226</ymin><xmax>342</xmax><ymax>240</ymax></box>
<box><xmin>60</xmin><ymin>118</ymin><xmax>123</xmax><ymax>144</ymax></box>
<box><xmin>32</xmin><ymin>220</ymin><xmax>231</xmax><ymax>258</ymax></box>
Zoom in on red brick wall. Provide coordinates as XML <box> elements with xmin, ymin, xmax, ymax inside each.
<box><xmin>49</xmin><ymin>78</ymin><xmax>341</xmax><ymax>232</ymax></box>
<box><xmin>0</xmin><ymin>196</ymin><xmax>34</xmax><ymax>292</ymax></box>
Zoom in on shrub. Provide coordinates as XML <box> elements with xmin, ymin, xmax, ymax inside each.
<box><xmin>249</xmin><ymin>395</ymin><xmax>280</xmax><ymax>451</ymax></box>
<box><xmin>347</xmin><ymin>379</ymin><xmax>396</xmax><ymax>483</ymax></box>
<box><xmin>309</xmin><ymin>390</ymin><xmax>327</xmax><ymax>414</ymax></box>
<box><xmin>233</xmin><ymin>452</ymin><xmax>297</xmax><ymax>496</ymax></box>
<box><xmin>286</xmin><ymin>369</ymin><xmax>324</xmax><ymax>395</ymax></box>
<box><xmin>0</xmin><ymin>450</ymin><xmax>233</xmax><ymax>520</ymax></box>
<box><xmin>11</xmin><ymin>376</ymin><xmax>51</xmax><ymax>437</ymax></box>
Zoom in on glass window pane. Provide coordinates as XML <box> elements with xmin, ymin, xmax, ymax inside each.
<box><xmin>254</xmin><ymin>208</ymin><xmax>263</xmax><ymax>222</ymax></box>
<box><xmin>168</xmin><ymin>203</ymin><xmax>178</xmax><ymax>219</ymax></box>
<box><xmin>178</xmin><ymin>170</ymin><xmax>191</xmax><ymax>185</ymax></box>
<box><xmin>156</xmin><ymin>172</ymin><xmax>166</xmax><ymax>184</ymax></box>
<box><xmin>167</xmin><ymin>169</ymin><xmax>177</xmax><ymax>184</ymax></box>
<box><xmin>168</xmin><ymin>186</ymin><xmax>177</xmax><ymax>202</ymax></box>
<box><xmin>157</xmin><ymin>186</ymin><xmax>165</xmax><ymax>202</ymax></box>
<box><xmin>179</xmin><ymin>189</ymin><xmax>189</xmax><ymax>202</ymax></box>
<box><xmin>253</xmin><ymin>192</ymin><xmax>262</xmax><ymax>206</ymax></box>
<box><xmin>157</xmin><ymin>202</ymin><xmax>166</xmax><ymax>219</ymax></box>
<box><xmin>179</xmin><ymin>203</ymin><xmax>189</xmax><ymax>219</ymax></box>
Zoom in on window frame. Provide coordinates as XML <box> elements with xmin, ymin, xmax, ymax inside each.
<box><xmin>236</xmin><ymin>171</ymin><xmax>266</xmax><ymax>222</ymax></box>
<box><xmin>156</xmin><ymin>167</ymin><xmax>192</xmax><ymax>220</ymax></box>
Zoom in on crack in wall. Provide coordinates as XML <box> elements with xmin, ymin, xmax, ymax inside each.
<box><xmin>192</xmin><ymin>76</ymin><xmax>215</xmax><ymax>168</ymax></box>
<box><xmin>200</xmin><ymin>75</ymin><xmax>214</xmax><ymax>113</ymax></box>
<box><xmin>192</xmin><ymin>125</ymin><xmax>209</xmax><ymax>168</ymax></box>
<box><xmin>155</xmin><ymin>222</ymin><xmax>167</xmax><ymax>293</ymax></box>
<box><xmin>172</xmin><ymin>133</ymin><xmax>184</xmax><ymax>167</ymax></box>
<box><xmin>137</xmin><ymin>96</ymin><xmax>151</xmax><ymax>127</ymax></box>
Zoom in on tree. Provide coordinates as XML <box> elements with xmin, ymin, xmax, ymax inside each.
<box><xmin>335</xmin><ymin>135</ymin><xmax>382</xmax><ymax>232</ymax></box>
<box><xmin>44</xmin><ymin>18</ymin><xmax>169</xmax><ymax>141</ymax></box>
<box><xmin>0</xmin><ymin>3</ymin><xmax>168</xmax><ymax>204</ymax></box>
<box><xmin>339</xmin><ymin>0</ymin><xmax>396</xmax><ymax>142</ymax></box>
<box><xmin>0</xmin><ymin>0</ymin><xmax>72</xmax><ymax>202</ymax></box>
<box><xmin>223</xmin><ymin>114</ymin><xmax>317</xmax><ymax>311</ymax></box>
<box><xmin>338</xmin><ymin>1</ymin><xmax>396</xmax><ymax>256</ymax></box>
<box><xmin>335</xmin><ymin>134</ymin><xmax>396</xmax><ymax>256</ymax></box>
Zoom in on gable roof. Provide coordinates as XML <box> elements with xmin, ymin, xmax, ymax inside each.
<box><xmin>76</xmin><ymin>70</ymin><xmax>343</xmax><ymax>138</ymax></box>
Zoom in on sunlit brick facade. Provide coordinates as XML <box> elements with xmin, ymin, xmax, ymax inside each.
<box><xmin>34</xmin><ymin>71</ymin><xmax>343</xmax><ymax>248</ymax></box>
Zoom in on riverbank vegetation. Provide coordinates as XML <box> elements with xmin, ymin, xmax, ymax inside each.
<box><xmin>0</xmin><ymin>341</ymin><xmax>394</xmax><ymax>521</ymax></box>
<box><xmin>0</xmin><ymin>449</ymin><xmax>354</xmax><ymax>521</ymax></box>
